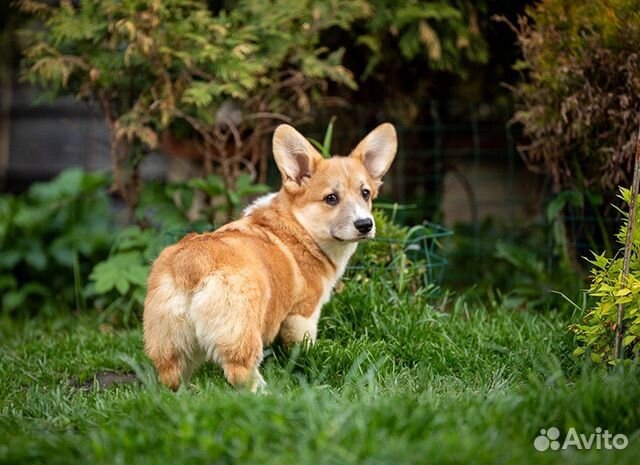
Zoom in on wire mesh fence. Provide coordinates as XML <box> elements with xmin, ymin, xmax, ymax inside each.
<box><xmin>3</xmin><ymin>92</ymin><xmax>620</xmax><ymax>288</ymax></box>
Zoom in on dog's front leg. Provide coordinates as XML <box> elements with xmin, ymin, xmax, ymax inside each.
<box><xmin>278</xmin><ymin>308</ymin><xmax>320</xmax><ymax>346</ymax></box>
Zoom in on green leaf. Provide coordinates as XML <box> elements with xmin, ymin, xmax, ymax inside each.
<box><xmin>188</xmin><ymin>176</ymin><xmax>225</xmax><ymax>197</ymax></box>
<box><xmin>114</xmin><ymin>276</ymin><xmax>130</xmax><ymax>295</ymax></box>
<box><xmin>2</xmin><ymin>290</ymin><xmax>25</xmax><ymax>312</ymax></box>
<box><xmin>321</xmin><ymin>116</ymin><xmax>336</xmax><ymax>158</ymax></box>
<box><xmin>546</xmin><ymin>190</ymin><xmax>584</xmax><ymax>221</ymax></box>
<box><xmin>24</xmin><ymin>243</ymin><xmax>47</xmax><ymax>271</ymax></box>
<box><xmin>117</xmin><ymin>227</ymin><xmax>154</xmax><ymax>251</ymax></box>
<box><xmin>124</xmin><ymin>263</ymin><xmax>150</xmax><ymax>287</ymax></box>
<box><xmin>0</xmin><ymin>250</ymin><xmax>21</xmax><ymax>270</ymax></box>
<box><xmin>228</xmin><ymin>190</ymin><xmax>240</xmax><ymax>206</ymax></box>
<box><xmin>29</xmin><ymin>168</ymin><xmax>85</xmax><ymax>201</ymax></box>
<box><xmin>50</xmin><ymin>237</ymin><xmax>75</xmax><ymax>267</ymax></box>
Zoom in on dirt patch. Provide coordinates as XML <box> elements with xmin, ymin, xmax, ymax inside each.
<box><xmin>70</xmin><ymin>371</ymin><xmax>139</xmax><ymax>391</ymax></box>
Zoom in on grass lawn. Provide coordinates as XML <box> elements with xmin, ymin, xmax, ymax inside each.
<box><xmin>1</xmin><ymin>279</ymin><xmax>639</xmax><ymax>465</ymax></box>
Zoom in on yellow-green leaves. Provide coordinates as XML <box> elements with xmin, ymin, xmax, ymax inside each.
<box><xmin>572</xmin><ymin>192</ymin><xmax>640</xmax><ymax>364</ymax></box>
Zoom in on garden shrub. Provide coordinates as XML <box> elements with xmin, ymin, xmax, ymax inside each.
<box><xmin>87</xmin><ymin>226</ymin><xmax>164</xmax><ymax>325</ymax></box>
<box><xmin>16</xmin><ymin>0</ymin><xmax>368</xmax><ymax>215</ymax></box>
<box><xmin>572</xmin><ymin>188</ymin><xmax>640</xmax><ymax>364</ymax></box>
<box><xmin>512</xmin><ymin>0</ymin><xmax>640</xmax><ymax>194</ymax></box>
<box><xmin>0</xmin><ymin>169</ymin><xmax>113</xmax><ymax>314</ymax></box>
<box><xmin>509</xmin><ymin>0</ymin><xmax>640</xmax><ymax>259</ymax></box>
<box><xmin>349</xmin><ymin>208</ymin><xmax>449</xmax><ymax>293</ymax></box>
<box><xmin>16</xmin><ymin>0</ymin><xmax>489</xmax><ymax>216</ymax></box>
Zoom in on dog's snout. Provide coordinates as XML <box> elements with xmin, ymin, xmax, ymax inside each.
<box><xmin>354</xmin><ymin>218</ymin><xmax>373</xmax><ymax>234</ymax></box>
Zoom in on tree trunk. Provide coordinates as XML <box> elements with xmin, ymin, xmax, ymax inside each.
<box><xmin>110</xmin><ymin>134</ymin><xmax>140</xmax><ymax>220</ymax></box>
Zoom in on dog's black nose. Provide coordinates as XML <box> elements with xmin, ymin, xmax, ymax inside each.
<box><xmin>354</xmin><ymin>218</ymin><xmax>373</xmax><ymax>234</ymax></box>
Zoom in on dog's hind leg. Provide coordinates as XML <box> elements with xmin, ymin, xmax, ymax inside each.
<box><xmin>143</xmin><ymin>276</ymin><xmax>202</xmax><ymax>390</ymax></box>
<box><xmin>190</xmin><ymin>274</ymin><xmax>267</xmax><ymax>392</ymax></box>
<box><xmin>220</xmin><ymin>335</ymin><xmax>266</xmax><ymax>392</ymax></box>
<box><xmin>278</xmin><ymin>311</ymin><xmax>320</xmax><ymax>346</ymax></box>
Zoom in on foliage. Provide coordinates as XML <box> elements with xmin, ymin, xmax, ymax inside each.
<box><xmin>134</xmin><ymin>174</ymin><xmax>269</xmax><ymax>229</ymax></box>
<box><xmin>135</xmin><ymin>180</ymin><xmax>196</xmax><ymax>231</ymax></box>
<box><xmin>87</xmin><ymin>226</ymin><xmax>162</xmax><ymax>325</ymax></box>
<box><xmin>356</xmin><ymin>0</ymin><xmax>488</xmax><ymax>78</ymax></box>
<box><xmin>338</xmin><ymin>0</ymin><xmax>489</xmax><ymax>123</ymax></box>
<box><xmin>188</xmin><ymin>173</ymin><xmax>271</xmax><ymax>220</ymax></box>
<box><xmin>510</xmin><ymin>0</ymin><xmax>640</xmax><ymax>194</ymax></box>
<box><xmin>0</xmin><ymin>169</ymin><xmax>113</xmax><ymax>314</ymax></box>
<box><xmin>444</xmin><ymin>216</ymin><xmax>583</xmax><ymax>311</ymax></box>
<box><xmin>349</xmin><ymin>207</ymin><xmax>450</xmax><ymax>293</ymax></box>
<box><xmin>572</xmin><ymin>188</ymin><xmax>640</xmax><ymax>364</ymax></box>
<box><xmin>16</xmin><ymin>0</ymin><xmax>367</xmax><ymax>212</ymax></box>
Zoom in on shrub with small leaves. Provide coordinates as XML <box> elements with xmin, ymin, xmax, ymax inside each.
<box><xmin>17</xmin><ymin>0</ymin><xmax>368</xmax><ymax>212</ymax></box>
<box><xmin>572</xmin><ymin>188</ymin><xmax>640</xmax><ymax>364</ymax></box>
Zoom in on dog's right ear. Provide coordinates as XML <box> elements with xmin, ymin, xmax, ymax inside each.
<box><xmin>273</xmin><ymin>124</ymin><xmax>323</xmax><ymax>193</ymax></box>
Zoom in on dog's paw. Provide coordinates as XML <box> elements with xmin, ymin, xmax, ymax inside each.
<box><xmin>250</xmin><ymin>373</ymin><xmax>268</xmax><ymax>394</ymax></box>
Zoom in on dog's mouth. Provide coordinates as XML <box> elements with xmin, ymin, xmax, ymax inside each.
<box><xmin>331</xmin><ymin>233</ymin><xmax>372</xmax><ymax>242</ymax></box>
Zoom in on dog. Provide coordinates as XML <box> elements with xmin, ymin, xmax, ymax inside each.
<box><xmin>143</xmin><ymin>123</ymin><xmax>397</xmax><ymax>391</ymax></box>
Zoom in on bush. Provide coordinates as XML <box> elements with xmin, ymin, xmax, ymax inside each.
<box><xmin>512</xmin><ymin>0</ymin><xmax>640</xmax><ymax>194</ymax></box>
<box><xmin>16</xmin><ymin>0</ymin><xmax>489</xmax><ymax>215</ymax></box>
<box><xmin>508</xmin><ymin>0</ymin><xmax>640</xmax><ymax>259</ymax></box>
<box><xmin>0</xmin><ymin>169</ymin><xmax>113</xmax><ymax>314</ymax></box>
<box><xmin>17</xmin><ymin>0</ymin><xmax>367</xmax><ymax>214</ymax></box>
<box><xmin>348</xmin><ymin>208</ymin><xmax>450</xmax><ymax>294</ymax></box>
<box><xmin>572</xmin><ymin>188</ymin><xmax>640</xmax><ymax>364</ymax></box>
<box><xmin>0</xmin><ymin>167</ymin><xmax>263</xmax><ymax>320</ymax></box>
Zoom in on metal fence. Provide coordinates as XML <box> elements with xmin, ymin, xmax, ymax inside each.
<box><xmin>3</xmin><ymin>86</ymin><xmax>616</xmax><ymax>287</ymax></box>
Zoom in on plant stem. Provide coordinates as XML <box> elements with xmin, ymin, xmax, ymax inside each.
<box><xmin>615</xmin><ymin>122</ymin><xmax>640</xmax><ymax>359</ymax></box>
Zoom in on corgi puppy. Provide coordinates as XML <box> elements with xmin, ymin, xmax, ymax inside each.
<box><xmin>143</xmin><ymin>123</ymin><xmax>397</xmax><ymax>391</ymax></box>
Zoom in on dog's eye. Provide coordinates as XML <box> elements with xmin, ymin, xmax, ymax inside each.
<box><xmin>325</xmin><ymin>194</ymin><xmax>339</xmax><ymax>206</ymax></box>
<box><xmin>362</xmin><ymin>188</ymin><xmax>371</xmax><ymax>200</ymax></box>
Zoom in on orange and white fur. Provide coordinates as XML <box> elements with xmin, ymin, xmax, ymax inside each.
<box><xmin>143</xmin><ymin>123</ymin><xmax>397</xmax><ymax>391</ymax></box>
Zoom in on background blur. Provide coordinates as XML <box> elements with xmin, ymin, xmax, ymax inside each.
<box><xmin>1</xmin><ymin>0</ymin><xmax>639</xmax><ymax>314</ymax></box>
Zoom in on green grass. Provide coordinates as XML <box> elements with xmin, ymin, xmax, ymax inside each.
<box><xmin>1</xmin><ymin>278</ymin><xmax>639</xmax><ymax>464</ymax></box>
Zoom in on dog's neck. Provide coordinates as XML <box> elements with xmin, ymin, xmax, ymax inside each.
<box><xmin>317</xmin><ymin>240</ymin><xmax>358</xmax><ymax>283</ymax></box>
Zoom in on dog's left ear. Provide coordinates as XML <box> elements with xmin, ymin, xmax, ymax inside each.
<box><xmin>273</xmin><ymin>124</ymin><xmax>323</xmax><ymax>193</ymax></box>
<box><xmin>351</xmin><ymin>123</ymin><xmax>397</xmax><ymax>180</ymax></box>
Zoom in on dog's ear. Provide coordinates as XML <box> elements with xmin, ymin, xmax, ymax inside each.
<box><xmin>351</xmin><ymin>123</ymin><xmax>397</xmax><ymax>180</ymax></box>
<box><xmin>273</xmin><ymin>124</ymin><xmax>323</xmax><ymax>192</ymax></box>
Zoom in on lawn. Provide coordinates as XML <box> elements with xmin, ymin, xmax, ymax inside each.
<box><xmin>1</xmin><ymin>278</ymin><xmax>639</xmax><ymax>465</ymax></box>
